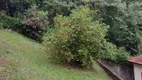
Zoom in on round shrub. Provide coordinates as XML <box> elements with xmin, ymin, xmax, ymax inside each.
<box><xmin>43</xmin><ymin>6</ymin><xmax>108</xmax><ymax>68</ymax></box>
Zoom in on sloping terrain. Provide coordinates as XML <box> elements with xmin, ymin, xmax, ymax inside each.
<box><xmin>0</xmin><ymin>30</ymin><xmax>111</xmax><ymax>80</ymax></box>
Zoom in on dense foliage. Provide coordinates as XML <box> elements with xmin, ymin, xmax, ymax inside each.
<box><xmin>0</xmin><ymin>11</ymin><xmax>22</xmax><ymax>29</ymax></box>
<box><xmin>94</xmin><ymin>0</ymin><xmax>142</xmax><ymax>54</ymax></box>
<box><xmin>101</xmin><ymin>42</ymin><xmax>130</xmax><ymax>63</ymax></box>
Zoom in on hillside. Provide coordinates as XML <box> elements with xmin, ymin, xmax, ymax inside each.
<box><xmin>0</xmin><ymin>30</ymin><xmax>111</xmax><ymax>80</ymax></box>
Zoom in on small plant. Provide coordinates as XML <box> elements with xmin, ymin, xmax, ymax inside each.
<box><xmin>22</xmin><ymin>5</ymin><xmax>49</xmax><ymax>41</ymax></box>
<box><xmin>0</xmin><ymin>22</ymin><xmax>3</xmax><ymax>29</ymax></box>
<box><xmin>101</xmin><ymin>42</ymin><xmax>130</xmax><ymax>63</ymax></box>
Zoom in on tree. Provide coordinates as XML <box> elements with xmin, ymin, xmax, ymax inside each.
<box><xmin>92</xmin><ymin>0</ymin><xmax>142</xmax><ymax>54</ymax></box>
<box><xmin>40</xmin><ymin>0</ymin><xmax>85</xmax><ymax>24</ymax></box>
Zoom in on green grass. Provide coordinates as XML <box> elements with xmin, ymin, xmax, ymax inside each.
<box><xmin>0</xmin><ymin>30</ymin><xmax>111</xmax><ymax>80</ymax></box>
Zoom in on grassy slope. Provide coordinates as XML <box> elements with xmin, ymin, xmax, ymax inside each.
<box><xmin>0</xmin><ymin>30</ymin><xmax>111</xmax><ymax>80</ymax></box>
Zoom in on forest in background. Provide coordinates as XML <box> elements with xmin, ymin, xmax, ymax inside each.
<box><xmin>0</xmin><ymin>0</ymin><xmax>142</xmax><ymax>68</ymax></box>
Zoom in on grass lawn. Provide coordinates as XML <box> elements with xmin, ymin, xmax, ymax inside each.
<box><xmin>0</xmin><ymin>30</ymin><xmax>111</xmax><ymax>80</ymax></box>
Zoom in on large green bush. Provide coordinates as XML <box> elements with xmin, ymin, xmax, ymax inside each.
<box><xmin>43</xmin><ymin>6</ymin><xmax>108</xmax><ymax>68</ymax></box>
